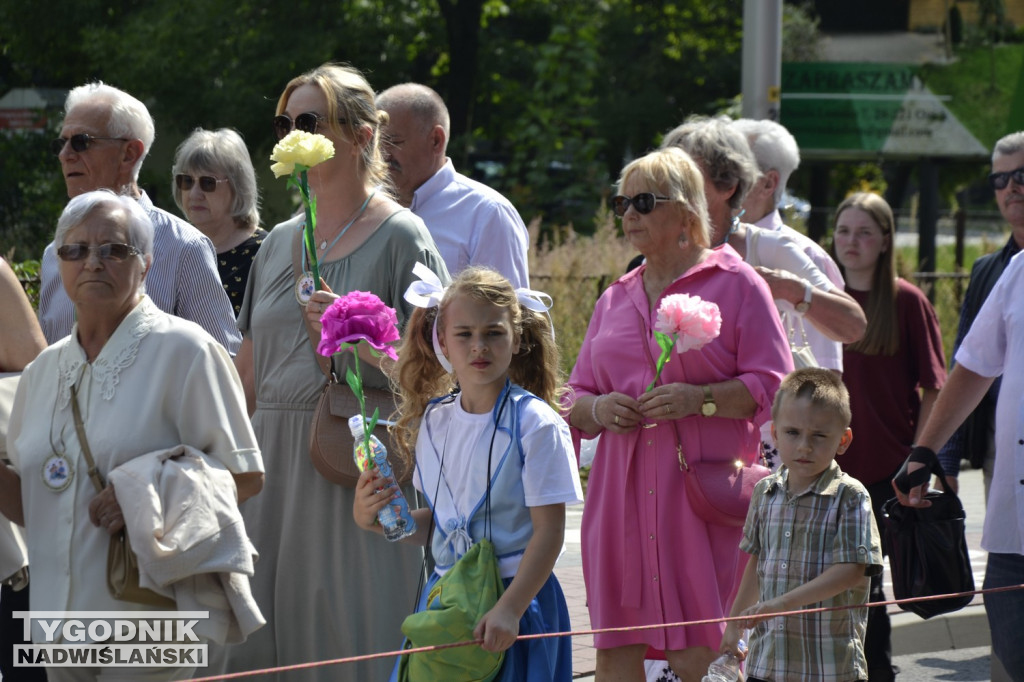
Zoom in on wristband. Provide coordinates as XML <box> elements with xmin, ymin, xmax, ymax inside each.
<box><xmin>893</xmin><ymin>445</ymin><xmax>937</xmax><ymax>493</ymax></box>
<box><xmin>590</xmin><ymin>395</ymin><xmax>603</xmax><ymax>428</ymax></box>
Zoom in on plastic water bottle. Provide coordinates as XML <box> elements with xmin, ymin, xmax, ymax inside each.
<box><xmin>702</xmin><ymin>641</ymin><xmax>744</xmax><ymax>682</ymax></box>
<box><xmin>349</xmin><ymin>415</ymin><xmax>417</xmax><ymax>541</ymax></box>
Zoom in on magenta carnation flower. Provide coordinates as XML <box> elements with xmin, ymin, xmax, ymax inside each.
<box><xmin>318</xmin><ymin>291</ymin><xmax>400</xmax><ymax>361</ymax></box>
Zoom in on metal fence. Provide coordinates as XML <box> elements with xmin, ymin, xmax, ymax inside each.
<box><xmin>22</xmin><ymin>271</ymin><xmax>971</xmax><ymax>367</ymax></box>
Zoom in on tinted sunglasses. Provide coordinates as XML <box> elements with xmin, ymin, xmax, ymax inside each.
<box><xmin>273</xmin><ymin>112</ymin><xmax>346</xmax><ymax>141</ymax></box>
<box><xmin>51</xmin><ymin>133</ymin><xmax>129</xmax><ymax>156</ymax></box>
<box><xmin>611</xmin><ymin>193</ymin><xmax>672</xmax><ymax>217</ymax></box>
<box><xmin>175</xmin><ymin>174</ymin><xmax>229</xmax><ymax>193</ymax></box>
<box><xmin>56</xmin><ymin>243</ymin><xmax>141</xmax><ymax>262</ymax></box>
<box><xmin>989</xmin><ymin>165</ymin><xmax>1024</xmax><ymax>190</ymax></box>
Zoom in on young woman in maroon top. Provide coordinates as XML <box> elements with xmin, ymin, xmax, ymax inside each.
<box><xmin>831</xmin><ymin>192</ymin><xmax>947</xmax><ymax>682</ymax></box>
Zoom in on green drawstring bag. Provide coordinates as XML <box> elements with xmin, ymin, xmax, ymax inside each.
<box><xmin>397</xmin><ymin>537</ymin><xmax>506</xmax><ymax>682</ymax></box>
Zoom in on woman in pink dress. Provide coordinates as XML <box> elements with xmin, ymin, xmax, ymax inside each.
<box><xmin>567</xmin><ymin>147</ymin><xmax>792</xmax><ymax>681</ymax></box>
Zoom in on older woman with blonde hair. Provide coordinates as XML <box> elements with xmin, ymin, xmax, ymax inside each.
<box><xmin>218</xmin><ymin>63</ymin><xmax>449</xmax><ymax>681</ymax></box>
<box><xmin>172</xmin><ymin>128</ymin><xmax>265</xmax><ymax>316</ymax></box>
<box><xmin>568</xmin><ymin>147</ymin><xmax>791</xmax><ymax>681</ymax></box>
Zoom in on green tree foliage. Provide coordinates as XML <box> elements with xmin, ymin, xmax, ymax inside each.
<box><xmin>1</xmin><ymin>0</ymin><xmax>745</xmax><ymax>257</ymax></box>
<box><xmin>0</xmin><ymin>125</ymin><xmax>66</xmax><ymax>262</ymax></box>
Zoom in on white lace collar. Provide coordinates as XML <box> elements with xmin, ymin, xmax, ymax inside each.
<box><xmin>57</xmin><ymin>296</ymin><xmax>160</xmax><ymax>407</ymax></box>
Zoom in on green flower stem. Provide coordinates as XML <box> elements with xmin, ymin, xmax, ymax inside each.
<box><xmin>298</xmin><ymin>169</ymin><xmax>319</xmax><ymax>286</ymax></box>
<box><xmin>645</xmin><ymin>331</ymin><xmax>677</xmax><ymax>392</ymax></box>
<box><xmin>351</xmin><ymin>345</ymin><xmax>372</xmax><ymax>459</ymax></box>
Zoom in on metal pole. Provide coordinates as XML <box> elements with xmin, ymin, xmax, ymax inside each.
<box><xmin>918</xmin><ymin>159</ymin><xmax>940</xmax><ymax>302</ymax></box>
<box><xmin>741</xmin><ymin>0</ymin><xmax>783</xmax><ymax>120</ymax></box>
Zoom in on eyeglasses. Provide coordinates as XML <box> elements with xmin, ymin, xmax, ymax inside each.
<box><xmin>611</xmin><ymin>193</ymin><xmax>672</xmax><ymax>217</ymax></box>
<box><xmin>56</xmin><ymin>243</ymin><xmax>141</xmax><ymax>262</ymax></box>
<box><xmin>272</xmin><ymin>112</ymin><xmax>346</xmax><ymax>141</ymax></box>
<box><xmin>51</xmin><ymin>133</ymin><xmax>129</xmax><ymax>156</ymax></box>
<box><xmin>175</xmin><ymin>174</ymin><xmax>229</xmax><ymax>193</ymax></box>
<box><xmin>989</xmin><ymin>165</ymin><xmax>1024</xmax><ymax>190</ymax></box>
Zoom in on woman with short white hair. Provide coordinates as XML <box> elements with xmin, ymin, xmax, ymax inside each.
<box><xmin>0</xmin><ymin>190</ymin><xmax>264</xmax><ymax>681</ymax></box>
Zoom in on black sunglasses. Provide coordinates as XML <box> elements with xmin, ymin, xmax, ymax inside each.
<box><xmin>56</xmin><ymin>243</ymin><xmax>141</xmax><ymax>262</ymax></box>
<box><xmin>611</xmin><ymin>193</ymin><xmax>672</xmax><ymax>217</ymax></box>
<box><xmin>51</xmin><ymin>133</ymin><xmax>129</xmax><ymax>157</ymax></box>
<box><xmin>175</xmin><ymin>174</ymin><xmax>229</xmax><ymax>193</ymax></box>
<box><xmin>272</xmin><ymin>112</ymin><xmax>347</xmax><ymax>141</ymax></box>
<box><xmin>989</xmin><ymin>165</ymin><xmax>1024</xmax><ymax>190</ymax></box>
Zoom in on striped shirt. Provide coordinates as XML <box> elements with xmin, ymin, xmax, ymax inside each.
<box><xmin>740</xmin><ymin>462</ymin><xmax>883</xmax><ymax>682</ymax></box>
<box><xmin>39</xmin><ymin>191</ymin><xmax>241</xmax><ymax>354</ymax></box>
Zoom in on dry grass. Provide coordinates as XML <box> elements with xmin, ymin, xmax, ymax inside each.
<box><xmin>530</xmin><ymin>214</ymin><xmax>992</xmax><ymax>372</ymax></box>
<box><xmin>528</xmin><ymin>210</ymin><xmax>636</xmax><ymax>373</ymax></box>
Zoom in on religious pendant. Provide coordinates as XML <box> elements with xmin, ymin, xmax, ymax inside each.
<box><xmin>295</xmin><ymin>271</ymin><xmax>316</xmax><ymax>306</ymax></box>
<box><xmin>42</xmin><ymin>453</ymin><xmax>74</xmax><ymax>492</ymax></box>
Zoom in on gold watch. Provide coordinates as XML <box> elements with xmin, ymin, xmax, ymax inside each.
<box><xmin>700</xmin><ymin>384</ymin><xmax>717</xmax><ymax>417</ymax></box>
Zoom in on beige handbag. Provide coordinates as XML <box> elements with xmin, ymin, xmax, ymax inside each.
<box><xmin>291</xmin><ymin>229</ymin><xmax>412</xmax><ymax>487</ymax></box>
<box><xmin>745</xmin><ymin>228</ymin><xmax>819</xmax><ymax>369</ymax></box>
<box><xmin>70</xmin><ymin>384</ymin><xmax>175</xmax><ymax>608</ymax></box>
<box><xmin>785</xmin><ymin>312</ymin><xmax>819</xmax><ymax>370</ymax></box>
<box><xmin>307</xmin><ymin>379</ymin><xmax>410</xmax><ymax>487</ymax></box>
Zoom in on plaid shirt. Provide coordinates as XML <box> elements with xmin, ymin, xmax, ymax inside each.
<box><xmin>740</xmin><ymin>462</ymin><xmax>883</xmax><ymax>682</ymax></box>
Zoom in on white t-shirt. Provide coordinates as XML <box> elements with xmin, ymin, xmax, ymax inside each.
<box><xmin>956</xmin><ymin>251</ymin><xmax>1024</xmax><ymax>555</ymax></box>
<box><xmin>414</xmin><ymin>391</ymin><xmax>583</xmax><ymax>576</ymax></box>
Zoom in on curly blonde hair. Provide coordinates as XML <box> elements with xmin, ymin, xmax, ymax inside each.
<box><xmin>391</xmin><ymin>267</ymin><xmax>565</xmax><ymax>467</ymax></box>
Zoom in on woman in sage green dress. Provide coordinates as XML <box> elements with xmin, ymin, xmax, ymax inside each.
<box><xmin>219</xmin><ymin>63</ymin><xmax>449</xmax><ymax>682</ymax></box>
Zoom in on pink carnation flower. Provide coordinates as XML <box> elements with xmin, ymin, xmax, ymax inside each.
<box><xmin>318</xmin><ymin>291</ymin><xmax>400</xmax><ymax>361</ymax></box>
<box><xmin>655</xmin><ymin>293</ymin><xmax>722</xmax><ymax>353</ymax></box>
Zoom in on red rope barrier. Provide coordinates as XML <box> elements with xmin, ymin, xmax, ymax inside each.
<box><xmin>183</xmin><ymin>583</ymin><xmax>1023</xmax><ymax>681</ymax></box>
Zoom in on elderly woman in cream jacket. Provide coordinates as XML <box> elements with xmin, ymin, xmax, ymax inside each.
<box><xmin>0</xmin><ymin>190</ymin><xmax>263</xmax><ymax>682</ymax></box>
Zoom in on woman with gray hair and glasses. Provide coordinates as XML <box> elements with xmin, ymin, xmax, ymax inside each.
<box><xmin>172</xmin><ymin>128</ymin><xmax>266</xmax><ymax>316</ymax></box>
<box><xmin>661</xmin><ymin>116</ymin><xmax>864</xmax><ymax>355</ymax></box>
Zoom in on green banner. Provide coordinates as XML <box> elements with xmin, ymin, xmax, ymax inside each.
<box><xmin>781</xmin><ymin>62</ymin><xmax>987</xmax><ymax>160</ymax></box>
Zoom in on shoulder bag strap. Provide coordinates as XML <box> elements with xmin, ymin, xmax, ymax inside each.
<box><xmin>70</xmin><ymin>383</ymin><xmax>105</xmax><ymax>494</ymax></box>
<box><xmin>745</xmin><ymin>227</ymin><xmax>761</xmax><ymax>268</ymax></box>
<box><xmin>291</xmin><ymin>227</ymin><xmax>334</xmax><ymax>380</ymax></box>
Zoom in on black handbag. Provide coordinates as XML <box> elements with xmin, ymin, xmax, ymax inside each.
<box><xmin>883</xmin><ymin>448</ymin><xmax>974</xmax><ymax>619</ymax></box>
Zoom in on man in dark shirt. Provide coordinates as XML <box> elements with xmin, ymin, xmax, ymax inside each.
<box><xmin>936</xmin><ymin>131</ymin><xmax>1024</xmax><ymax>499</ymax></box>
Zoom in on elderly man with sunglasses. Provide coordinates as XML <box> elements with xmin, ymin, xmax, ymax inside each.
<box><xmin>933</xmin><ymin>132</ymin><xmax>1024</xmax><ymax>507</ymax></box>
<box><xmin>37</xmin><ymin>82</ymin><xmax>241</xmax><ymax>354</ymax></box>
<box><xmin>375</xmin><ymin>83</ymin><xmax>530</xmax><ymax>288</ymax></box>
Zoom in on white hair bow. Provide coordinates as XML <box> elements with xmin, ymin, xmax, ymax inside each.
<box><xmin>404</xmin><ymin>262</ymin><xmax>448</xmax><ymax>309</ymax></box>
<box><xmin>514</xmin><ymin>287</ymin><xmax>555</xmax><ymax>341</ymax></box>
<box><xmin>403</xmin><ymin>263</ymin><xmax>454</xmax><ymax>373</ymax></box>
<box><xmin>402</xmin><ymin>263</ymin><xmax>556</xmax><ymax>373</ymax></box>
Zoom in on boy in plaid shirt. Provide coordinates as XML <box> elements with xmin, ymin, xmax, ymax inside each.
<box><xmin>722</xmin><ymin>368</ymin><xmax>883</xmax><ymax>682</ymax></box>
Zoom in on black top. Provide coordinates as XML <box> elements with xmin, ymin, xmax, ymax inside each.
<box><xmin>937</xmin><ymin>234</ymin><xmax>1022</xmax><ymax>474</ymax></box>
<box><xmin>217</xmin><ymin>228</ymin><xmax>268</xmax><ymax>317</ymax></box>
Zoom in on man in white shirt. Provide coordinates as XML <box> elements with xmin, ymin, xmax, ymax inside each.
<box><xmin>376</xmin><ymin>83</ymin><xmax>530</xmax><ymax>288</ymax></box>
<box><xmin>39</xmin><ymin>82</ymin><xmax>240</xmax><ymax>354</ymax></box>
<box><xmin>896</xmin><ymin>249</ymin><xmax>1024</xmax><ymax>681</ymax></box>
<box><xmin>733</xmin><ymin>117</ymin><xmax>850</xmax><ymax>372</ymax></box>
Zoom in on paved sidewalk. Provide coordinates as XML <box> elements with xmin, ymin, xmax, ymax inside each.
<box><xmin>556</xmin><ymin>466</ymin><xmax>989</xmax><ymax>680</ymax></box>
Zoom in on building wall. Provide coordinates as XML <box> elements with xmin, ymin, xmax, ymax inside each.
<box><xmin>910</xmin><ymin>0</ymin><xmax>1024</xmax><ymax>32</ymax></box>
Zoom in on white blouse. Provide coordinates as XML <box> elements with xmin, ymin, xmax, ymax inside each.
<box><xmin>8</xmin><ymin>296</ymin><xmax>261</xmax><ymax>633</ymax></box>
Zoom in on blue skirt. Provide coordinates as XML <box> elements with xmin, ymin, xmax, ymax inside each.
<box><xmin>391</xmin><ymin>571</ymin><xmax>573</xmax><ymax>681</ymax></box>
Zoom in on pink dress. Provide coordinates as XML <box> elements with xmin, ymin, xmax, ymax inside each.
<box><xmin>569</xmin><ymin>247</ymin><xmax>792</xmax><ymax>651</ymax></box>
